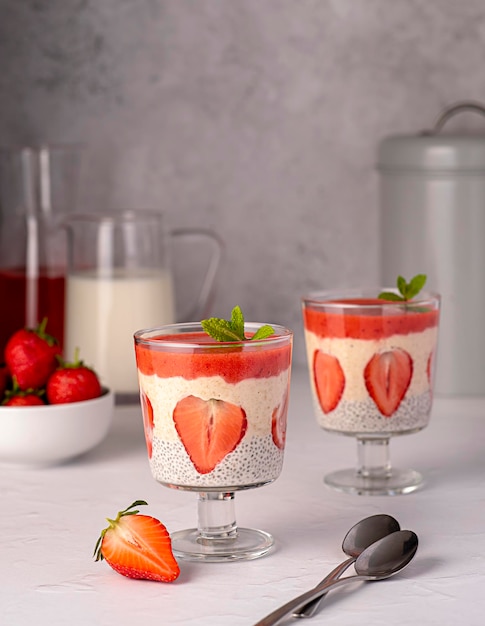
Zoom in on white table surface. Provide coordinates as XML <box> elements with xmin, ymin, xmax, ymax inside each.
<box><xmin>1</xmin><ymin>366</ymin><xmax>485</xmax><ymax>626</ymax></box>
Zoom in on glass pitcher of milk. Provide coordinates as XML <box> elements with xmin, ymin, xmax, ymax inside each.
<box><xmin>63</xmin><ymin>210</ymin><xmax>223</xmax><ymax>401</ymax></box>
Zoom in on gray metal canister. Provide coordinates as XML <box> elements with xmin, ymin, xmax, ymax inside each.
<box><xmin>378</xmin><ymin>102</ymin><xmax>485</xmax><ymax>396</ymax></box>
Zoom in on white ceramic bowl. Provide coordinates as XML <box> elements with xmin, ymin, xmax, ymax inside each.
<box><xmin>0</xmin><ymin>390</ymin><xmax>115</xmax><ymax>467</ymax></box>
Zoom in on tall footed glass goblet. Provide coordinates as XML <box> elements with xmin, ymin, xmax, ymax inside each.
<box><xmin>302</xmin><ymin>288</ymin><xmax>440</xmax><ymax>496</ymax></box>
<box><xmin>134</xmin><ymin>322</ymin><xmax>292</xmax><ymax>561</ymax></box>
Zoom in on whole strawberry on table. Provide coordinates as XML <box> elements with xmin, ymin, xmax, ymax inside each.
<box><xmin>1</xmin><ymin>318</ymin><xmax>103</xmax><ymax>406</ymax></box>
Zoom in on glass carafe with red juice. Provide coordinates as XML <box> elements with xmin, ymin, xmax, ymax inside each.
<box><xmin>0</xmin><ymin>146</ymin><xmax>80</xmax><ymax>354</ymax></box>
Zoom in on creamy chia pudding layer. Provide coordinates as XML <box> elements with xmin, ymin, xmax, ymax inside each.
<box><xmin>305</xmin><ymin>326</ymin><xmax>438</xmax><ymax>435</ymax></box>
<box><xmin>138</xmin><ymin>369</ymin><xmax>290</xmax><ymax>489</ymax></box>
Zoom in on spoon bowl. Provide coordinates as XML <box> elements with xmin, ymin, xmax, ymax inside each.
<box><xmin>355</xmin><ymin>528</ymin><xmax>418</xmax><ymax>577</ymax></box>
<box><xmin>293</xmin><ymin>513</ymin><xmax>400</xmax><ymax>618</ymax></box>
<box><xmin>254</xmin><ymin>530</ymin><xmax>419</xmax><ymax>626</ymax></box>
<box><xmin>343</xmin><ymin>513</ymin><xmax>401</xmax><ymax>558</ymax></box>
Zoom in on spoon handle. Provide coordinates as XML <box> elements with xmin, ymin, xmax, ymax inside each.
<box><xmin>292</xmin><ymin>556</ymin><xmax>356</xmax><ymax>619</ymax></box>
<box><xmin>252</xmin><ymin>574</ymin><xmax>369</xmax><ymax>626</ymax></box>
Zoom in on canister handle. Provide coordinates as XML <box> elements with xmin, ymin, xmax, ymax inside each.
<box><xmin>426</xmin><ymin>101</ymin><xmax>485</xmax><ymax>135</ymax></box>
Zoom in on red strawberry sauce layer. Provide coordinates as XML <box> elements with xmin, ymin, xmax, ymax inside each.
<box><xmin>135</xmin><ymin>333</ymin><xmax>292</xmax><ymax>384</ymax></box>
<box><xmin>303</xmin><ymin>299</ymin><xmax>439</xmax><ymax>340</ymax></box>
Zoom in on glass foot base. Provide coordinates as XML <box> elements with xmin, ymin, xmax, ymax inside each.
<box><xmin>171</xmin><ymin>527</ymin><xmax>274</xmax><ymax>562</ymax></box>
<box><xmin>324</xmin><ymin>468</ymin><xmax>423</xmax><ymax>496</ymax></box>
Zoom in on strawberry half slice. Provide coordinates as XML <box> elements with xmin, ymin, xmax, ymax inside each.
<box><xmin>313</xmin><ymin>350</ymin><xmax>345</xmax><ymax>414</ymax></box>
<box><xmin>364</xmin><ymin>348</ymin><xmax>413</xmax><ymax>417</ymax></box>
<box><xmin>173</xmin><ymin>395</ymin><xmax>247</xmax><ymax>474</ymax></box>
<box><xmin>140</xmin><ymin>391</ymin><xmax>155</xmax><ymax>458</ymax></box>
<box><xmin>271</xmin><ymin>394</ymin><xmax>289</xmax><ymax>450</ymax></box>
<box><xmin>427</xmin><ymin>352</ymin><xmax>434</xmax><ymax>386</ymax></box>
<box><xmin>94</xmin><ymin>501</ymin><xmax>180</xmax><ymax>583</ymax></box>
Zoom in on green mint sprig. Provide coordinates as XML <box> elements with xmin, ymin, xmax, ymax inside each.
<box><xmin>201</xmin><ymin>306</ymin><xmax>274</xmax><ymax>342</ymax></box>
<box><xmin>379</xmin><ymin>274</ymin><xmax>427</xmax><ymax>302</ymax></box>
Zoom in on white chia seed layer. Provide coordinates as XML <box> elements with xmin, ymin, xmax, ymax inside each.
<box><xmin>149</xmin><ymin>433</ymin><xmax>284</xmax><ymax>489</ymax></box>
<box><xmin>312</xmin><ymin>390</ymin><xmax>432</xmax><ymax>435</ymax></box>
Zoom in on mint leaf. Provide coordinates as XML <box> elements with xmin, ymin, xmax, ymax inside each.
<box><xmin>378</xmin><ymin>291</ymin><xmax>405</xmax><ymax>301</ymax></box>
<box><xmin>406</xmin><ymin>274</ymin><xmax>427</xmax><ymax>299</ymax></box>
<box><xmin>379</xmin><ymin>273</ymin><xmax>427</xmax><ymax>302</ymax></box>
<box><xmin>201</xmin><ymin>318</ymin><xmax>244</xmax><ymax>342</ymax></box>
<box><xmin>201</xmin><ymin>306</ymin><xmax>274</xmax><ymax>342</ymax></box>
<box><xmin>251</xmin><ymin>325</ymin><xmax>274</xmax><ymax>341</ymax></box>
<box><xmin>397</xmin><ymin>275</ymin><xmax>407</xmax><ymax>295</ymax></box>
<box><xmin>231</xmin><ymin>305</ymin><xmax>245</xmax><ymax>339</ymax></box>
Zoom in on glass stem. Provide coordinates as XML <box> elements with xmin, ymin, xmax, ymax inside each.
<box><xmin>197</xmin><ymin>492</ymin><xmax>238</xmax><ymax>542</ymax></box>
<box><xmin>356</xmin><ymin>438</ymin><xmax>392</xmax><ymax>479</ymax></box>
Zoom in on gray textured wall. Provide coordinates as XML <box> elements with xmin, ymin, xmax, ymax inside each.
<box><xmin>1</xmin><ymin>0</ymin><xmax>485</xmax><ymax>364</ymax></box>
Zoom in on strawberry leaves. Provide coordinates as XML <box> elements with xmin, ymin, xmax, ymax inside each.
<box><xmin>379</xmin><ymin>274</ymin><xmax>427</xmax><ymax>302</ymax></box>
<box><xmin>201</xmin><ymin>306</ymin><xmax>274</xmax><ymax>342</ymax></box>
<box><xmin>94</xmin><ymin>500</ymin><xmax>148</xmax><ymax>562</ymax></box>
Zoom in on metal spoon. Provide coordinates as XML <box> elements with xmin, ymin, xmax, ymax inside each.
<box><xmin>292</xmin><ymin>513</ymin><xmax>400</xmax><ymax>618</ymax></box>
<box><xmin>253</xmin><ymin>530</ymin><xmax>418</xmax><ymax>626</ymax></box>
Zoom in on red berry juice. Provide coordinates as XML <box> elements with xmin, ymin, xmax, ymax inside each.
<box><xmin>0</xmin><ymin>267</ymin><xmax>65</xmax><ymax>355</ymax></box>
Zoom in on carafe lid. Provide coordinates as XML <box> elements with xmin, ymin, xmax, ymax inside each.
<box><xmin>377</xmin><ymin>102</ymin><xmax>485</xmax><ymax>172</ymax></box>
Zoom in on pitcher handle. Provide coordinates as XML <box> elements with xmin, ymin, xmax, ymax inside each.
<box><xmin>170</xmin><ymin>228</ymin><xmax>224</xmax><ymax>320</ymax></box>
<box><xmin>423</xmin><ymin>100</ymin><xmax>485</xmax><ymax>135</ymax></box>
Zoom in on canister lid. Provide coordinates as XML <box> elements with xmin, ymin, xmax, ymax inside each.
<box><xmin>377</xmin><ymin>135</ymin><xmax>485</xmax><ymax>172</ymax></box>
<box><xmin>377</xmin><ymin>102</ymin><xmax>485</xmax><ymax>172</ymax></box>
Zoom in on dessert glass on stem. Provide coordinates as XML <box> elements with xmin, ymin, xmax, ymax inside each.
<box><xmin>302</xmin><ymin>289</ymin><xmax>440</xmax><ymax>496</ymax></box>
<box><xmin>134</xmin><ymin>322</ymin><xmax>292</xmax><ymax>561</ymax></box>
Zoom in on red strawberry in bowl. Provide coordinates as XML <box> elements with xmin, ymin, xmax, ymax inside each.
<box><xmin>4</xmin><ymin>318</ymin><xmax>61</xmax><ymax>391</ymax></box>
<box><xmin>3</xmin><ymin>394</ymin><xmax>45</xmax><ymax>407</ymax></box>
<box><xmin>3</xmin><ymin>377</ymin><xmax>45</xmax><ymax>406</ymax></box>
<box><xmin>2</xmin><ymin>382</ymin><xmax>45</xmax><ymax>406</ymax></box>
<box><xmin>46</xmin><ymin>348</ymin><xmax>102</xmax><ymax>404</ymax></box>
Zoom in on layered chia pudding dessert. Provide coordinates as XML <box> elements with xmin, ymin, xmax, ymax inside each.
<box><xmin>303</xmin><ymin>297</ymin><xmax>439</xmax><ymax>436</ymax></box>
<box><xmin>302</xmin><ymin>276</ymin><xmax>440</xmax><ymax>495</ymax></box>
<box><xmin>134</xmin><ymin>308</ymin><xmax>293</xmax><ymax>561</ymax></box>
<box><xmin>135</xmin><ymin>328</ymin><xmax>292</xmax><ymax>490</ymax></box>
